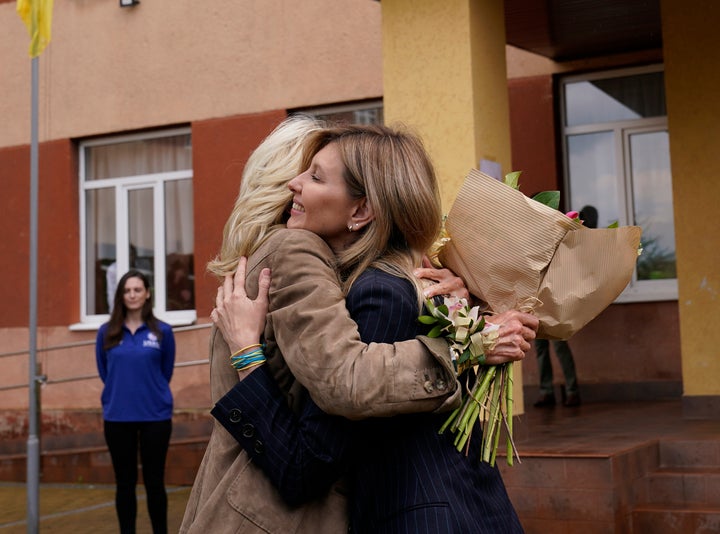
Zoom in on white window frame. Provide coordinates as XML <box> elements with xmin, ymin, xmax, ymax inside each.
<box><xmin>560</xmin><ymin>64</ymin><xmax>677</xmax><ymax>303</ymax></box>
<box><xmin>74</xmin><ymin>128</ymin><xmax>195</xmax><ymax>329</ymax></box>
<box><xmin>296</xmin><ymin>99</ymin><xmax>384</xmax><ymax>125</ymax></box>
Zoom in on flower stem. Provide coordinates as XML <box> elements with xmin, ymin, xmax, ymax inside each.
<box><xmin>449</xmin><ymin>374</ymin><xmax>477</xmax><ymax>433</ymax></box>
<box><xmin>438</xmin><ymin>405</ymin><xmax>461</xmax><ymax>434</ymax></box>
<box><xmin>482</xmin><ymin>367</ymin><xmax>504</xmax><ymax>464</ymax></box>
<box><xmin>454</xmin><ymin>401</ymin><xmax>479</xmax><ymax>451</ymax></box>
<box><xmin>506</xmin><ymin>362</ymin><xmax>514</xmax><ymax>466</ymax></box>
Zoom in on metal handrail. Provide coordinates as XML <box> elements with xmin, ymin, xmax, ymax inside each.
<box><xmin>0</xmin><ymin>323</ymin><xmax>212</xmax><ymax>391</ymax></box>
<box><xmin>0</xmin><ymin>322</ymin><xmax>211</xmax><ymax>358</ymax></box>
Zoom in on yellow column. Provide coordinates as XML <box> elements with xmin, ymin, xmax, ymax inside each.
<box><xmin>662</xmin><ymin>1</ymin><xmax>720</xmax><ymax>405</ymax></box>
<box><xmin>381</xmin><ymin>0</ymin><xmax>511</xmax><ymax>209</ymax></box>
<box><xmin>382</xmin><ymin>0</ymin><xmax>523</xmax><ymax>411</ymax></box>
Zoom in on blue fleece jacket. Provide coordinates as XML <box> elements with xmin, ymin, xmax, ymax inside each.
<box><xmin>95</xmin><ymin>321</ymin><xmax>175</xmax><ymax>422</ymax></box>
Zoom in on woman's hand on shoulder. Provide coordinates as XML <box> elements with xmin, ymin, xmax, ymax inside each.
<box><xmin>414</xmin><ymin>256</ymin><xmax>470</xmax><ymax>301</ymax></box>
<box><xmin>482</xmin><ymin>310</ymin><xmax>539</xmax><ymax>365</ymax></box>
<box><xmin>211</xmin><ymin>257</ymin><xmax>271</xmax><ymax>354</ymax></box>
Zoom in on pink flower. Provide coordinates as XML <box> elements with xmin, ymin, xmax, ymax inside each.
<box><xmin>444</xmin><ymin>296</ymin><xmax>466</xmax><ymax>315</ymax></box>
<box><xmin>565</xmin><ymin>211</ymin><xmax>579</xmax><ymax>219</ymax></box>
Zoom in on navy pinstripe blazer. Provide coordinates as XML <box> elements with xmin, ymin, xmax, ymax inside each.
<box><xmin>213</xmin><ymin>269</ymin><xmax>523</xmax><ymax>533</ymax></box>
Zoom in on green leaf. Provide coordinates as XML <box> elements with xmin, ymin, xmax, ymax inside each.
<box><xmin>607</xmin><ymin>220</ymin><xmax>619</xmax><ymax>228</ymax></box>
<box><xmin>436</xmin><ymin>304</ymin><xmax>449</xmax><ymax>317</ymax></box>
<box><xmin>532</xmin><ymin>190</ymin><xmax>560</xmax><ymax>210</ymax></box>
<box><xmin>427</xmin><ymin>325</ymin><xmax>445</xmax><ymax>338</ymax></box>
<box><xmin>418</xmin><ymin>315</ymin><xmax>438</xmax><ymax>325</ymax></box>
<box><xmin>457</xmin><ymin>349</ymin><xmax>472</xmax><ymax>365</ymax></box>
<box><xmin>425</xmin><ymin>298</ymin><xmax>436</xmax><ymax>315</ymax></box>
<box><xmin>504</xmin><ymin>171</ymin><xmax>522</xmax><ymax>190</ymax></box>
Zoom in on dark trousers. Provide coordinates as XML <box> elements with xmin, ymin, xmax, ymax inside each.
<box><xmin>104</xmin><ymin>419</ymin><xmax>172</xmax><ymax>534</ymax></box>
<box><xmin>535</xmin><ymin>339</ymin><xmax>578</xmax><ymax>395</ymax></box>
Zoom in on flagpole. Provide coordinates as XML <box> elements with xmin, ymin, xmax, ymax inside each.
<box><xmin>26</xmin><ymin>52</ymin><xmax>40</xmax><ymax>534</ymax></box>
<box><xmin>18</xmin><ymin>2</ymin><xmax>53</xmax><ymax>530</ymax></box>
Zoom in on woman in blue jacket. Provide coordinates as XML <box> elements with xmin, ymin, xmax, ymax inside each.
<box><xmin>96</xmin><ymin>269</ymin><xmax>176</xmax><ymax>534</ymax></box>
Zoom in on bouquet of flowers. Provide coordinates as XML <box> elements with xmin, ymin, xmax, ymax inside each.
<box><xmin>438</xmin><ymin>169</ymin><xmax>642</xmax><ymax>339</ymax></box>
<box><xmin>427</xmin><ymin>169</ymin><xmax>642</xmax><ymax>466</ymax></box>
<box><xmin>419</xmin><ymin>296</ymin><xmax>516</xmax><ymax>466</ymax></box>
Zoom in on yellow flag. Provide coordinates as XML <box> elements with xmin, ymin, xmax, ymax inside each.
<box><xmin>17</xmin><ymin>0</ymin><xmax>54</xmax><ymax>58</ymax></box>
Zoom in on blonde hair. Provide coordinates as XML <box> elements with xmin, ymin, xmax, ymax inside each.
<box><xmin>301</xmin><ymin>124</ymin><xmax>442</xmax><ymax>304</ymax></box>
<box><xmin>207</xmin><ymin>115</ymin><xmax>325</xmax><ymax>277</ymax></box>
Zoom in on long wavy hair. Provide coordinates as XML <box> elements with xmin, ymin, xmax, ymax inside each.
<box><xmin>103</xmin><ymin>269</ymin><xmax>161</xmax><ymax>350</ymax></box>
<box><xmin>300</xmin><ymin>124</ymin><xmax>442</xmax><ymax>305</ymax></box>
<box><xmin>207</xmin><ymin>115</ymin><xmax>325</xmax><ymax>278</ymax></box>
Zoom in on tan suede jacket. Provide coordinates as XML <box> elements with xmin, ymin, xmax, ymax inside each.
<box><xmin>180</xmin><ymin>229</ymin><xmax>459</xmax><ymax>534</ymax></box>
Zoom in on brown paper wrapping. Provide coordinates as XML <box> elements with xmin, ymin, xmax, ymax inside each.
<box><xmin>438</xmin><ymin>170</ymin><xmax>642</xmax><ymax>340</ymax></box>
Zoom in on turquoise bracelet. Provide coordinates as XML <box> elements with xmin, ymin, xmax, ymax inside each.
<box><xmin>230</xmin><ymin>347</ymin><xmax>267</xmax><ymax>371</ymax></box>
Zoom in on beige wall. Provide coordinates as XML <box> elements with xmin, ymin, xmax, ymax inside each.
<box><xmin>1</xmin><ymin>0</ymin><xmax>382</xmax><ymax>147</ymax></box>
<box><xmin>662</xmin><ymin>0</ymin><xmax>720</xmax><ymax>397</ymax></box>
<box><xmin>1</xmin><ymin>0</ymin><xmax>383</xmax><ymax>414</ymax></box>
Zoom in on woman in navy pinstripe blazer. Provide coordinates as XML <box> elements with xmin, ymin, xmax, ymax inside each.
<box><xmin>212</xmin><ymin>124</ymin><xmax>528</xmax><ymax>532</ymax></box>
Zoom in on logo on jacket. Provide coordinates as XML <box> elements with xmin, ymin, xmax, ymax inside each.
<box><xmin>143</xmin><ymin>332</ymin><xmax>160</xmax><ymax>349</ymax></box>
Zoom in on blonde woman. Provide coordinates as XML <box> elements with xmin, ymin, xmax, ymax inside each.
<box><xmin>181</xmin><ymin>118</ymin><xmax>537</xmax><ymax>533</ymax></box>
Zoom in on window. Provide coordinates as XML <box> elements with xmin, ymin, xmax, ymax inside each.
<box><xmin>294</xmin><ymin>99</ymin><xmax>384</xmax><ymax>125</ymax></box>
<box><xmin>560</xmin><ymin>65</ymin><xmax>676</xmax><ymax>302</ymax></box>
<box><xmin>78</xmin><ymin>128</ymin><xmax>195</xmax><ymax>326</ymax></box>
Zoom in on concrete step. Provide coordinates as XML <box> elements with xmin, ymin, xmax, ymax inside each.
<box><xmin>1</xmin><ymin>411</ymin><xmax>213</xmax><ymax>486</ymax></box>
<box><xmin>0</xmin><ymin>410</ymin><xmax>213</xmax><ymax>454</ymax></box>
<box><xmin>634</xmin><ymin>467</ymin><xmax>720</xmax><ymax>508</ymax></box>
<box><xmin>659</xmin><ymin>438</ymin><xmax>720</xmax><ymax>469</ymax></box>
<box><xmin>631</xmin><ymin>439</ymin><xmax>720</xmax><ymax>532</ymax></box>
<box><xmin>0</xmin><ymin>436</ymin><xmax>210</xmax><ymax>486</ymax></box>
<box><xmin>632</xmin><ymin>504</ymin><xmax>720</xmax><ymax>534</ymax></box>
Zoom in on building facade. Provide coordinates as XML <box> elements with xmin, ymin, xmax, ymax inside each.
<box><xmin>1</xmin><ymin>0</ymin><xmax>718</xmax><ymax>455</ymax></box>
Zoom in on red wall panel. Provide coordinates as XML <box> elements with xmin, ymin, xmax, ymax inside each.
<box><xmin>0</xmin><ymin>145</ymin><xmax>32</xmax><ymax>326</ymax></box>
<box><xmin>508</xmin><ymin>75</ymin><xmax>560</xmax><ymax>198</ymax></box>
<box><xmin>0</xmin><ymin>140</ymin><xmax>77</xmax><ymax>327</ymax></box>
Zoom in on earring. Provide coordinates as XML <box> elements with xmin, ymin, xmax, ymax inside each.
<box><xmin>348</xmin><ymin>224</ymin><xmax>353</xmax><ymax>232</ymax></box>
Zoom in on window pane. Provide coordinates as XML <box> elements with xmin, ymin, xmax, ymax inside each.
<box><xmin>128</xmin><ymin>188</ymin><xmax>155</xmax><ymax>291</ymax></box>
<box><xmin>565</xmin><ymin>72</ymin><xmax>666</xmax><ymax>126</ymax></box>
<box><xmin>81</xmin><ymin>129</ymin><xmax>195</xmax><ymax>320</ymax></box>
<box><xmin>85</xmin><ymin>134</ymin><xmax>192</xmax><ymax>181</ymax></box>
<box><xmin>629</xmin><ymin>131</ymin><xmax>676</xmax><ymax>280</ymax></box>
<box><xmin>567</xmin><ymin>132</ymin><xmax>620</xmax><ymax>228</ymax></box>
<box><xmin>301</xmin><ymin>105</ymin><xmax>384</xmax><ymax>126</ymax></box>
<box><xmin>86</xmin><ymin>188</ymin><xmax>115</xmax><ymax>315</ymax></box>
<box><xmin>165</xmin><ymin>179</ymin><xmax>195</xmax><ymax>311</ymax></box>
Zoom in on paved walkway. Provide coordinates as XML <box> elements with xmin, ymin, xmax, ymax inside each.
<box><xmin>0</xmin><ymin>482</ymin><xmax>191</xmax><ymax>533</ymax></box>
